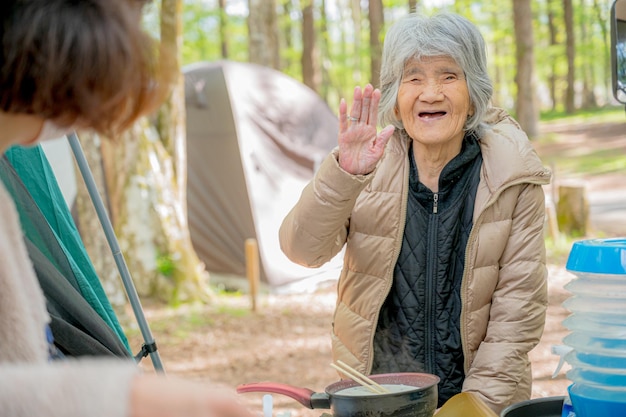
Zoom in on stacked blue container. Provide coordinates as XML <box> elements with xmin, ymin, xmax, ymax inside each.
<box><xmin>562</xmin><ymin>238</ymin><xmax>626</xmax><ymax>417</ymax></box>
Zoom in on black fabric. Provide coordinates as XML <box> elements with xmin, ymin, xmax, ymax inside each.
<box><xmin>28</xmin><ymin>239</ymin><xmax>131</xmax><ymax>358</ymax></box>
<box><xmin>0</xmin><ymin>155</ymin><xmax>130</xmax><ymax>358</ymax></box>
<box><xmin>372</xmin><ymin>133</ymin><xmax>482</xmax><ymax>407</ymax></box>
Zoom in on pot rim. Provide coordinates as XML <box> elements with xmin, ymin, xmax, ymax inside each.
<box><xmin>326</xmin><ymin>372</ymin><xmax>440</xmax><ymax>398</ymax></box>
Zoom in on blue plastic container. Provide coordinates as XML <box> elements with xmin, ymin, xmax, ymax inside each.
<box><xmin>566</xmin><ymin>349</ymin><xmax>626</xmax><ymax>371</ymax></box>
<box><xmin>568</xmin><ymin>383</ymin><xmax>626</xmax><ymax>417</ymax></box>
<box><xmin>563</xmin><ymin>333</ymin><xmax>626</xmax><ymax>356</ymax></box>
<box><xmin>564</xmin><ymin>239</ymin><xmax>626</xmax><ymax>417</ymax></box>
<box><xmin>566</xmin><ymin>238</ymin><xmax>626</xmax><ymax>274</ymax></box>
<box><xmin>562</xmin><ymin>314</ymin><xmax>626</xmax><ymax>337</ymax></box>
<box><xmin>567</xmin><ymin>367</ymin><xmax>626</xmax><ymax>387</ymax></box>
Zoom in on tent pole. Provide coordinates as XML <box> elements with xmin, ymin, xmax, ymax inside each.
<box><xmin>67</xmin><ymin>132</ymin><xmax>165</xmax><ymax>373</ymax></box>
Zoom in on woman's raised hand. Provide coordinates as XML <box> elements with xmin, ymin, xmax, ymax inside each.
<box><xmin>338</xmin><ymin>84</ymin><xmax>395</xmax><ymax>175</ymax></box>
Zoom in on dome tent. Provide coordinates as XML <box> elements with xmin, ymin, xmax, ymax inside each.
<box><xmin>184</xmin><ymin>60</ymin><xmax>343</xmax><ymax>290</ymax></box>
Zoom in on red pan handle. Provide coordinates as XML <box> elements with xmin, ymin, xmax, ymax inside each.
<box><xmin>237</xmin><ymin>382</ymin><xmax>317</xmax><ymax>409</ymax></box>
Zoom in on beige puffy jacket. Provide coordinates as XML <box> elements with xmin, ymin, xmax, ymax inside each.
<box><xmin>279</xmin><ymin>108</ymin><xmax>551</xmax><ymax>414</ymax></box>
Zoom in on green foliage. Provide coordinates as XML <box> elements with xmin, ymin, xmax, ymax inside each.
<box><xmin>156</xmin><ymin>252</ymin><xmax>176</xmax><ymax>278</ymax></box>
<box><xmin>141</xmin><ymin>0</ymin><xmax>617</xmax><ymax>119</ymax></box>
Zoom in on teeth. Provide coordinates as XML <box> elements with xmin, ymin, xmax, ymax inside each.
<box><xmin>420</xmin><ymin>112</ymin><xmax>444</xmax><ymax>118</ymax></box>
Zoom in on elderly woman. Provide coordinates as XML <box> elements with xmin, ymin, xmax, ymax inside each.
<box><xmin>279</xmin><ymin>12</ymin><xmax>551</xmax><ymax>413</ymax></box>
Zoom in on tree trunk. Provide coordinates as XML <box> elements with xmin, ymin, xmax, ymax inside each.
<box><xmin>96</xmin><ymin>0</ymin><xmax>212</xmax><ymax>304</ymax></box>
<box><xmin>319</xmin><ymin>0</ymin><xmax>331</xmax><ymax>102</ymax></box>
<box><xmin>579</xmin><ymin>1</ymin><xmax>597</xmax><ymax>109</ymax></box>
<box><xmin>338</xmin><ymin>0</ymin><xmax>349</xmax><ymax>100</ymax></box>
<box><xmin>351</xmin><ymin>0</ymin><xmax>362</xmax><ymax>83</ymax></box>
<box><xmin>279</xmin><ymin>0</ymin><xmax>293</xmax><ymax>70</ymax></box>
<box><xmin>563</xmin><ymin>0</ymin><xmax>576</xmax><ymax>113</ymax></box>
<box><xmin>547</xmin><ymin>0</ymin><xmax>558</xmax><ymax>111</ymax></box>
<box><xmin>101</xmin><ymin>124</ymin><xmax>162</xmax><ymax>299</ymax></box>
<box><xmin>248</xmin><ymin>0</ymin><xmax>280</xmax><ymax>70</ymax></box>
<box><xmin>159</xmin><ymin>0</ymin><xmax>185</xmax><ymax>206</ymax></box>
<box><xmin>368</xmin><ymin>0</ymin><xmax>383</xmax><ymax>88</ymax></box>
<box><xmin>156</xmin><ymin>0</ymin><xmax>211</xmax><ymax>303</ymax></box>
<box><xmin>301</xmin><ymin>0</ymin><xmax>320</xmax><ymax>92</ymax></box>
<box><xmin>488</xmin><ymin>5</ymin><xmax>506</xmax><ymax>108</ymax></box>
<box><xmin>592</xmin><ymin>0</ymin><xmax>611</xmax><ymax>104</ymax></box>
<box><xmin>513</xmin><ymin>0</ymin><xmax>538</xmax><ymax>138</ymax></box>
<box><xmin>557</xmin><ymin>182</ymin><xmax>590</xmax><ymax>237</ymax></box>
<box><xmin>102</xmin><ymin>121</ymin><xmax>212</xmax><ymax>304</ymax></box>
<box><xmin>218</xmin><ymin>0</ymin><xmax>229</xmax><ymax>59</ymax></box>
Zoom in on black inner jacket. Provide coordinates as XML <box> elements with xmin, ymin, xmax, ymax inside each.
<box><xmin>372</xmin><ymin>132</ymin><xmax>483</xmax><ymax>407</ymax></box>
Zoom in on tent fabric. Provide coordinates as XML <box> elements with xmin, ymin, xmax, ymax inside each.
<box><xmin>27</xmin><ymin>239</ymin><xmax>131</xmax><ymax>357</ymax></box>
<box><xmin>183</xmin><ymin>60</ymin><xmax>344</xmax><ymax>288</ymax></box>
<box><xmin>1</xmin><ymin>146</ymin><xmax>130</xmax><ymax>354</ymax></box>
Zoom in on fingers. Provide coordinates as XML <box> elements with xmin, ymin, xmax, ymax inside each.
<box><xmin>358</xmin><ymin>84</ymin><xmax>373</xmax><ymax>123</ymax></box>
<box><xmin>338</xmin><ymin>98</ymin><xmax>349</xmax><ymax>132</ymax></box>
<box><xmin>375</xmin><ymin>125</ymin><xmax>395</xmax><ymax>151</ymax></box>
<box><xmin>369</xmin><ymin>88</ymin><xmax>381</xmax><ymax>126</ymax></box>
<box><xmin>349</xmin><ymin>86</ymin><xmax>363</xmax><ymax>122</ymax></box>
<box><xmin>339</xmin><ymin>84</ymin><xmax>382</xmax><ymax>141</ymax></box>
<box><xmin>343</xmin><ymin>84</ymin><xmax>380</xmax><ymax>127</ymax></box>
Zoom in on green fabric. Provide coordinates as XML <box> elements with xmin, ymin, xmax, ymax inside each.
<box><xmin>5</xmin><ymin>144</ymin><xmax>130</xmax><ymax>352</ymax></box>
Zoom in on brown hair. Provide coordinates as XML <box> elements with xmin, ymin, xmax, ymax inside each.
<box><xmin>0</xmin><ymin>0</ymin><xmax>165</xmax><ymax>135</ymax></box>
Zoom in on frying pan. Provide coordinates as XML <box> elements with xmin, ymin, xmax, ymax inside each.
<box><xmin>237</xmin><ymin>372</ymin><xmax>439</xmax><ymax>417</ymax></box>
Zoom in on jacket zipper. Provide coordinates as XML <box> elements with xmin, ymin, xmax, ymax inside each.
<box><xmin>425</xmin><ymin>198</ymin><xmax>438</xmax><ymax>374</ymax></box>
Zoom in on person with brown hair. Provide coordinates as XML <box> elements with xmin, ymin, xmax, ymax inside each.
<box><xmin>0</xmin><ymin>1</ymin><xmax>253</xmax><ymax>416</ymax></box>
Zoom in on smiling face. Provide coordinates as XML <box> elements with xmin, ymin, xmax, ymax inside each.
<box><xmin>396</xmin><ymin>56</ymin><xmax>473</xmax><ymax>150</ymax></box>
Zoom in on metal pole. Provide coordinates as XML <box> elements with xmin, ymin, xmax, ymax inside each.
<box><xmin>67</xmin><ymin>132</ymin><xmax>164</xmax><ymax>373</ymax></box>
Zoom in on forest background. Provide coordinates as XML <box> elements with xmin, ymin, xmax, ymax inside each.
<box><xmin>70</xmin><ymin>0</ymin><xmax>622</xmax><ymax>309</ymax></box>
<box><xmin>142</xmin><ymin>0</ymin><xmax>611</xmax><ymax>137</ymax></box>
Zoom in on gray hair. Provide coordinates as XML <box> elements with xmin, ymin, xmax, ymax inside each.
<box><xmin>378</xmin><ymin>12</ymin><xmax>493</xmax><ymax>136</ymax></box>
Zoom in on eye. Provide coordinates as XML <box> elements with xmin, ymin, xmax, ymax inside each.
<box><xmin>403</xmin><ymin>76</ymin><xmax>423</xmax><ymax>84</ymax></box>
<box><xmin>442</xmin><ymin>74</ymin><xmax>458</xmax><ymax>83</ymax></box>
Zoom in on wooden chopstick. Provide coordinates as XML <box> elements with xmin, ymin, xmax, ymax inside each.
<box><xmin>331</xmin><ymin>360</ymin><xmax>390</xmax><ymax>394</ymax></box>
<box><xmin>330</xmin><ymin>363</ymin><xmax>383</xmax><ymax>394</ymax></box>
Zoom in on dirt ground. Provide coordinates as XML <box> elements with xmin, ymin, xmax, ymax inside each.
<box><xmin>124</xmin><ymin>117</ymin><xmax>626</xmax><ymax>417</ymax></box>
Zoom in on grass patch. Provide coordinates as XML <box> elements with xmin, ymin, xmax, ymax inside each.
<box><xmin>540</xmin><ymin>105</ymin><xmax>625</xmax><ymax>123</ymax></box>
<box><xmin>540</xmin><ymin>149</ymin><xmax>626</xmax><ymax>177</ymax></box>
<box><xmin>213</xmin><ymin>304</ymin><xmax>250</xmax><ymax>317</ymax></box>
<box><xmin>123</xmin><ymin>292</ymin><xmax>252</xmax><ymax>341</ymax></box>
<box><xmin>535</xmin><ymin>106</ymin><xmax>626</xmax><ymax>178</ymax></box>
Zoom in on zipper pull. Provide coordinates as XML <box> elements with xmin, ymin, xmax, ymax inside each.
<box><xmin>433</xmin><ymin>193</ymin><xmax>438</xmax><ymax>214</ymax></box>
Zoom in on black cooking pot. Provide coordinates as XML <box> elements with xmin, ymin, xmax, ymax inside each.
<box><xmin>237</xmin><ymin>372</ymin><xmax>440</xmax><ymax>417</ymax></box>
<box><xmin>499</xmin><ymin>396</ymin><xmax>566</xmax><ymax>417</ymax></box>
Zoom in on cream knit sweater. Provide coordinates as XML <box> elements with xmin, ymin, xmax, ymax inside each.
<box><xmin>0</xmin><ymin>181</ymin><xmax>138</xmax><ymax>416</ymax></box>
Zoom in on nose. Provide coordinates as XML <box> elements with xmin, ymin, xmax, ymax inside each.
<box><xmin>418</xmin><ymin>80</ymin><xmax>444</xmax><ymax>101</ymax></box>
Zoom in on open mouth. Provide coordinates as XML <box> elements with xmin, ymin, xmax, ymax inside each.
<box><xmin>418</xmin><ymin>111</ymin><xmax>447</xmax><ymax>118</ymax></box>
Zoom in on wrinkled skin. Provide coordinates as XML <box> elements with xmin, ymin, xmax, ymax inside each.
<box><xmin>337</xmin><ymin>84</ymin><xmax>395</xmax><ymax>176</ymax></box>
